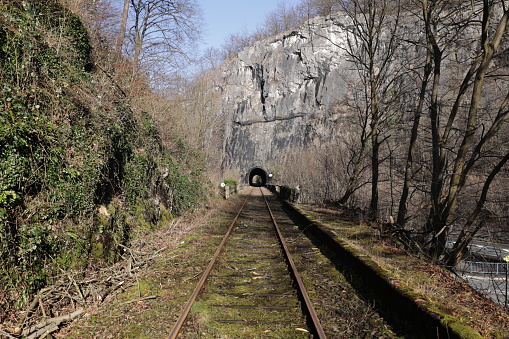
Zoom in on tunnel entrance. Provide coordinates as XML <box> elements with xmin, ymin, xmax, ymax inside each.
<box><xmin>248</xmin><ymin>167</ymin><xmax>268</xmax><ymax>187</ymax></box>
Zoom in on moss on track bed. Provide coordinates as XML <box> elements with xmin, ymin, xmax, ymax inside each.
<box><xmin>265</xmin><ymin>192</ymin><xmax>400</xmax><ymax>339</ymax></box>
<box><xmin>62</xmin><ymin>189</ymin><xmax>409</xmax><ymax>338</ymax></box>
<box><xmin>184</xmin><ymin>189</ymin><xmax>308</xmax><ymax>338</ymax></box>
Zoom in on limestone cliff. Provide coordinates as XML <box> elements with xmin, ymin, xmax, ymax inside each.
<box><xmin>213</xmin><ymin>14</ymin><xmax>356</xmax><ymax>179</ymax></box>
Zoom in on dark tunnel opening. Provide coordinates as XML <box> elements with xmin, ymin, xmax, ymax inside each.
<box><xmin>248</xmin><ymin>168</ymin><xmax>268</xmax><ymax>187</ymax></box>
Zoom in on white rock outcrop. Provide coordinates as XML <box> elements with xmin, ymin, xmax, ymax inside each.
<box><xmin>214</xmin><ymin>14</ymin><xmax>356</xmax><ymax>178</ymax></box>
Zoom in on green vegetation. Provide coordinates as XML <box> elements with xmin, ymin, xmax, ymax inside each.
<box><xmin>0</xmin><ymin>0</ymin><xmax>204</xmax><ymax>309</ymax></box>
<box><xmin>223</xmin><ymin>179</ymin><xmax>237</xmax><ymax>193</ymax></box>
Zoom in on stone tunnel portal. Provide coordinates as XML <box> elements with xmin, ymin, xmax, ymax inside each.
<box><xmin>248</xmin><ymin>167</ymin><xmax>268</xmax><ymax>187</ymax></box>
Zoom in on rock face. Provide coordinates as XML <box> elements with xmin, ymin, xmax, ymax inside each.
<box><xmin>214</xmin><ymin>14</ymin><xmax>355</xmax><ymax>180</ymax></box>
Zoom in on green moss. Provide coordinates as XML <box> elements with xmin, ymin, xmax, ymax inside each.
<box><xmin>287</xmin><ymin>201</ymin><xmax>485</xmax><ymax>339</ymax></box>
<box><xmin>117</xmin><ymin>280</ymin><xmax>156</xmax><ymax>300</ymax></box>
<box><xmin>441</xmin><ymin>315</ymin><xmax>483</xmax><ymax>338</ymax></box>
<box><xmin>97</xmin><ymin>213</ymin><xmax>109</xmax><ymax>228</ymax></box>
<box><xmin>123</xmin><ymin>324</ymin><xmax>153</xmax><ymax>339</ymax></box>
<box><xmin>91</xmin><ymin>242</ymin><xmax>104</xmax><ymax>259</ymax></box>
<box><xmin>159</xmin><ymin>206</ymin><xmax>174</xmax><ymax>225</ymax></box>
<box><xmin>0</xmin><ymin>0</ymin><xmax>205</xmax><ymax>311</ymax></box>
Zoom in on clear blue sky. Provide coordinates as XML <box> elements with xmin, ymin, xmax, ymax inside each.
<box><xmin>197</xmin><ymin>0</ymin><xmax>302</xmax><ymax>50</ymax></box>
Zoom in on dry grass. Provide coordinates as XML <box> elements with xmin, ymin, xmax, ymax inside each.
<box><xmin>52</xmin><ymin>194</ymin><xmax>243</xmax><ymax>338</ymax></box>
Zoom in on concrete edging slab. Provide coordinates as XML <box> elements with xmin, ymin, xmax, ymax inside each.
<box><xmin>281</xmin><ymin>199</ymin><xmax>483</xmax><ymax>339</ymax></box>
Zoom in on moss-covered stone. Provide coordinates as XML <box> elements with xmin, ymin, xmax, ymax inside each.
<box><xmin>283</xmin><ymin>200</ymin><xmax>483</xmax><ymax>339</ymax></box>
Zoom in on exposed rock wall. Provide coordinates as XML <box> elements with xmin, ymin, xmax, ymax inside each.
<box><xmin>211</xmin><ymin>8</ymin><xmax>486</xmax><ymax>186</ymax></box>
<box><xmin>213</xmin><ymin>14</ymin><xmax>356</xmax><ymax>179</ymax></box>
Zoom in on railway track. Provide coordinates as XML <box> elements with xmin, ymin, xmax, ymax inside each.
<box><xmin>169</xmin><ymin>187</ymin><xmax>326</xmax><ymax>338</ymax></box>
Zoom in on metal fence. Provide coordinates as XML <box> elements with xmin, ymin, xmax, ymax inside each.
<box><xmin>461</xmin><ymin>261</ymin><xmax>509</xmax><ymax>274</ymax></box>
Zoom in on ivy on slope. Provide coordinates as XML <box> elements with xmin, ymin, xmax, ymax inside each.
<box><xmin>0</xmin><ymin>0</ymin><xmax>204</xmax><ymax>309</ymax></box>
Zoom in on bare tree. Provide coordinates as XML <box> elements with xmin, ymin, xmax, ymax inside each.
<box><xmin>446</xmin><ymin>150</ymin><xmax>509</xmax><ymax>266</ymax></box>
<box><xmin>116</xmin><ymin>0</ymin><xmax>130</xmax><ymax>56</ymax></box>
<box><xmin>415</xmin><ymin>0</ymin><xmax>509</xmax><ymax>261</ymax></box>
<box><xmin>338</xmin><ymin>0</ymin><xmax>403</xmax><ymax>219</ymax></box>
<box><xmin>60</xmin><ymin>0</ymin><xmax>119</xmax><ymax>45</ymax></box>
<box><xmin>126</xmin><ymin>0</ymin><xmax>202</xmax><ymax>75</ymax></box>
<box><xmin>396</xmin><ymin>1</ymin><xmax>434</xmax><ymax>227</ymax></box>
<box><xmin>335</xmin><ymin>80</ymin><xmax>372</xmax><ymax>205</ymax></box>
<box><xmin>216</xmin><ymin>0</ymin><xmax>318</xmax><ymax>62</ymax></box>
<box><xmin>220</xmin><ymin>31</ymin><xmax>257</xmax><ymax>60</ymax></box>
<box><xmin>309</xmin><ymin>0</ymin><xmax>339</xmax><ymax>16</ymax></box>
<box><xmin>201</xmin><ymin>47</ymin><xmax>223</xmax><ymax>71</ymax></box>
<box><xmin>264</xmin><ymin>0</ymin><xmax>304</xmax><ymax>36</ymax></box>
<box><xmin>386</xmin><ymin>0</ymin><xmax>509</xmax><ymax>263</ymax></box>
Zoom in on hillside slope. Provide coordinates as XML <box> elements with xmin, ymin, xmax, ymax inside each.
<box><xmin>0</xmin><ymin>0</ymin><xmax>203</xmax><ymax>320</ymax></box>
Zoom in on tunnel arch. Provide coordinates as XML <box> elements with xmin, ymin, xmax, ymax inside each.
<box><xmin>247</xmin><ymin>167</ymin><xmax>268</xmax><ymax>187</ymax></box>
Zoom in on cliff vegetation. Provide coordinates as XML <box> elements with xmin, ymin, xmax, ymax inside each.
<box><xmin>0</xmin><ymin>0</ymin><xmax>204</xmax><ymax>320</ymax></box>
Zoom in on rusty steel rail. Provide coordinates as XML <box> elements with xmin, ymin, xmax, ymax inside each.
<box><xmin>168</xmin><ymin>188</ymin><xmax>253</xmax><ymax>339</ymax></box>
<box><xmin>261</xmin><ymin>188</ymin><xmax>327</xmax><ymax>339</ymax></box>
<box><xmin>168</xmin><ymin>187</ymin><xmax>326</xmax><ymax>338</ymax></box>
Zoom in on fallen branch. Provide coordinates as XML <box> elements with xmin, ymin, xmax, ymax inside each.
<box><xmin>21</xmin><ymin>296</ymin><xmax>39</xmax><ymax>327</ymax></box>
<box><xmin>99</xmin><ymin>281</ymin><xmax>124</xmax><ymax>302</ymax></box>
<box><xmin>15</xmin><ymin>241</ymin><xmax>172</xmax><ymax>335</ymax></box>
<box><xmin>27</xmin><ymin>323</ymin><xmax>58</xmax><ymax>339</ymax></box>
<box><xmin>122</xmin><ymin>295</ymin><xmax>158</xmax><ymax>305</ymax></box>
<box><xmin>22</xmin><ymin>308</ymin><xmax>84</xmax><ymax>337</ymax></box>
<box><xmin>20</xmin><ymin>287</ymin><xmax>52</xmax><ymax>327</ymax></box>
<box><xmin>70</xmin><ymin>275</ymin><xmax>85</xmax><ymax>302</ymax></box>
<box><xmin>0</xmin><ymin>329</ymin><xmax>18</xmax><ymax>339</ymax></box>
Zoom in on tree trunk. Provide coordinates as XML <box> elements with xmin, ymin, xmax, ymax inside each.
<box><xmin>337</xmin><ymin>153</ymin><xmax>366</xmax><ymax>205</ymax></box>
<box><xmin>426</xmin><ymin>43</ymin><xmax>445</xmax><ymax>260</ymax></box>
<box><xmin>425</xmin><ymin>3</ymin><xmax>508</xmax><ymax>259</ymax></box>
<box><xmin>370</xmin><ymin>116</ymin><xmax>379</xmax><ymax>219</ymax></box>
<box><xmin>115</xmin><ymin>0</ymin><xmax>130</xmax><ymax>57</ymax></box>
<box><xmin>442</xmin><ymin>4</ymin><xmax>508</xmax><ymax>228</ymax></box>
<box><xmin>368</xmin><ymin>2</ymin><xmax>379</xmax><ymax>220</ymax></box>
<box><xmin>396</xmin><ymin>52</ymin><xmax>432</xmax><ymax>226</ymax></box>
<box><xmin>444</xmin><ymin>151</ymin><xmax>509</xmax><ymax>267</ymax></box>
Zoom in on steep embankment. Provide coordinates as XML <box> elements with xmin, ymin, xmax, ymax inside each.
<box><xmin>0</xmin><ymin>0</ymin><xmax>203</xmax><ymax>319</ymax></box>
